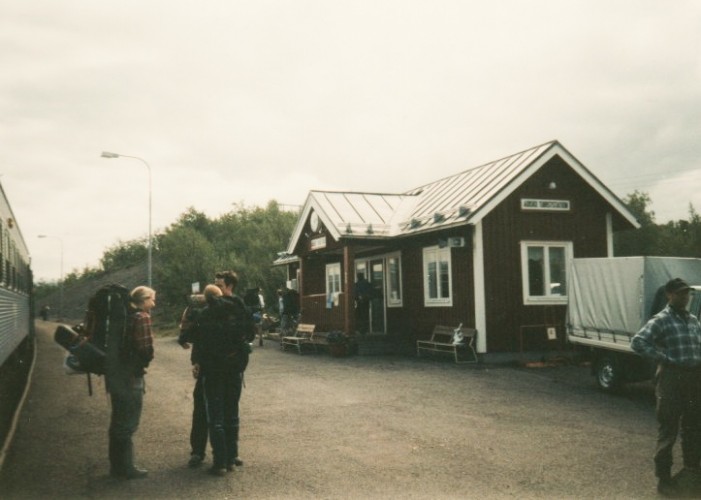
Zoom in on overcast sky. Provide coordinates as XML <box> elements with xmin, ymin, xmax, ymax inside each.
<box><xmin>2</xmin><ymin>0</ymin><xmax>700</xmax><ymax>282</ymax></box>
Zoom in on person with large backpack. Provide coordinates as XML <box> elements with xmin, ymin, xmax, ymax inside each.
<box><xmin>106</xmin><ymin>285</ymin><xmax>156</xmax><ymax>480</ymax></box>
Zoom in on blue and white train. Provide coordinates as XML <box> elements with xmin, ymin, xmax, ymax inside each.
<box><xmin>0</xmin><ymin>182</ymin><xmax>32</xmax><ymax>369</ymax></box>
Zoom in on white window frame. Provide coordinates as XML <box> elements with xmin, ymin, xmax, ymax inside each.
<box><xmin>386</xmin><ymin>252</ymin><xmax>403</xmax><ymax>307</ymax></box>
<box><xmin>423</xmin><ymin>246</ymin><xmax>452</xmax><ymax>307</ymax></box>
<box><xmin>325</xmin><ymin>262</ymin><xmax>342</xmax><ymax>298</ymax></box>
<box><xmin>520</xmin><ymin>241</ymin><xmax>572</xmax><ymax>305</ymax></box>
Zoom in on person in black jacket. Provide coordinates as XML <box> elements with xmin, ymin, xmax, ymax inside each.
<box><xmin>177</xmin><ymin>293</ymin><xmax>209</xmax><ymax>468</ymax></box>
<box><xmin>194</xmin><ymin>273</ymin><xmax>254</xmax><ymax>476</ymax></box>
<box><xmin>354</xmin><ymin>273</ymin><xmax>373</xmax><ymax>335</ymax></box>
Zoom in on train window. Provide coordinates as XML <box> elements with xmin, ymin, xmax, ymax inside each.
<box><xmin>11</xmin><ymin>244</ymin><xmax>16</xmax><ymax>289</ymax></box>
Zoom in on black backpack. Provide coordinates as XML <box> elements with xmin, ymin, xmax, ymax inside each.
<box><xmin>243</xmin><ymin>288</ymin><xmax>262</xmax><ymax>312</ymax></box>
<box><xmin>195</xmin><ymin>296</ymin><xmax>255</xmax><ymax>373</ymax></box>
<box><xmin>54</xmin><ymin>283</ymin><xmax>131</xmax><ymax>378</ymax></box>
<box><xmin>232</xmin><ymin>295</ymin><xmax>257</xmax><ymax>344</ymax></box>
<box><xmin>178</xmin><ymin>294</ymin><xmax>206</xmax><ymax>348</ymax></box>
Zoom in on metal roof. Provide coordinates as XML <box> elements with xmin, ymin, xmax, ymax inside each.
<box><xmin>400</xmin><ymin>140</ymin><xmax>555</xmax><ymax>233</ymax></box>
<box><xmin>287</xmin><ymin>140</ymin><xmax>639</xmax><ymax>252</ymax></box>
<box><xmin>310</xmin><ymin>191</ymin><xmax>418</xmax><ymax>238</ymax></box>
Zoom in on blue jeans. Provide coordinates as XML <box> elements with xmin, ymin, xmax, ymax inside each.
<box><xmin>108</xmin><ymin>376</ymin><xmax>144</xmax><ymax>442</ymax></box>
<box><xmin>107</xmin><ymin>375</ymin><xmax>144</xmax><ymax>474</ymax></box>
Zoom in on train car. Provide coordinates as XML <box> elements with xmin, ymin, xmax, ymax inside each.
<box><xmin>0</xmin><ymin>181</ymin><xmax>33</xmax><ymax>369</ymax></box>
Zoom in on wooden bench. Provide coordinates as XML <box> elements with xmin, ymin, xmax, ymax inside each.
<box><xmin>416</xmin><ymin>325</ymin><xmax>478</xmax><ymax>364</ymax></box>
<box><xmin>281</xmin><ymin>323</ymin><xmax>315</xmax><ymax>354</ymax></box>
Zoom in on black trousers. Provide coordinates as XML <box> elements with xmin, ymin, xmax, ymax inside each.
<box><xmin>190</xmin><ymin>377</ymin><xmax>208</xmax><ymax>458</ymax></box>
<box><xmin>654</xmin><ymin>365</ymin><xmax>701</xmax><ymax>478</ymax></box>
<box><xmin>202</xmin><ymin>369</ymin><xmax>243</xmax><ymax>469</ymax></box>
<box><xmin>355</xmin><ymin>298</ymin><xmax>370</xmax><ymax>333</ymax></box>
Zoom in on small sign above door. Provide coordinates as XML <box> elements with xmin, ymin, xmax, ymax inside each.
<box><xmin>310</xmin><ymin>236</ymin><xmax>326</xmax><ymax>250</ymax></box>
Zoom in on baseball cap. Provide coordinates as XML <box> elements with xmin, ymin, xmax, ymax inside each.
<box><xmin>665</xmin><ymin>278</ymin><xmax>691</xmax><ymax>294</ymax></box>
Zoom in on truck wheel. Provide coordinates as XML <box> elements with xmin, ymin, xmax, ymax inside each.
<box><xmin>596</xmin><ymin>355</ymin><xmax>621</xmax><ymax>391</ymax></box>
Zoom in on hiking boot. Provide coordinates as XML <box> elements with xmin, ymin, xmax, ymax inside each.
<box><xmin>657</xmin><ymin>477</ymin><xmax>679</xmax><ymax>497</ymax></box>
<box><xmin>674</xmin><ymin>467</ymin><xmax>701</xmax><ymax>495</ymax></box>
<box><xmin>110</xmin><ymin>465</ymin><xmax>148</xmax><ymax>480</ymax></box>
<box><xmin>188</xmin><ymin>454</ymin><xmax>204</xmax><ymax>468</ymax></box>
<box><xmin>109</xmin><ymin>438</ymin><xmax>147</xmax><ymax>480</ymax></box>
<box><xmin>124</xmin><ymin>466</ymin><xmax>148</xmax><ymax>480</ymax></box>
<box><xmin>208</xmin><ymin>466</ymin><xmax>226</xmax><ymax>477</ymax></box>
<box><xmin>226</xmin><ymin>458</ymin><xmax>244</xmax><ymax>471</ymax></box>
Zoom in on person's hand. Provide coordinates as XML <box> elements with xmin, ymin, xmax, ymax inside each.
<box><xmin>192</xmin><ymin>363</ymin><xmax>200</xmax><ymax>379</ymax></box>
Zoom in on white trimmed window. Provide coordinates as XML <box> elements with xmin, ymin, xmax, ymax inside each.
<box><xmin>386</xmin><ymin>252</ymin><xmax>403</xmax><ymax>307</ymax></box>
<box><xmin>520</xmin><ymin>241</ymin><xmax>572</xmax><ymax>305</ymax></box>
<box><xmin>423</xmin><ymin>246</ymin><xmax>452</xmax><ymax>306</ymax></box>
<box><xmin>326</xmin><ymin>262</ymin><xmax>342</xmax><ymax>298</ymax></box>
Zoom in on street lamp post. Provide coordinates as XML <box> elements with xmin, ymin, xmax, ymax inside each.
<box><xmin>37</xmin><ymin>234</ymin><xmax>64</xmax><ymax>319</ymax></box>
<box><xmin>101</xmin><ymin>151</ymin><xmax>152</xmax><ymax>287</ymax></box>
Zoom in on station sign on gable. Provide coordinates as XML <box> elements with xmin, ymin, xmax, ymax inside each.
<box><xmin>521</xmin><ymin>198</ymin><xmax>571</xmax><ymax>212</ymax></box>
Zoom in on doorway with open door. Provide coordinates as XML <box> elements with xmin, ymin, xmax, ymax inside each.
<box><xmin>354</xmin><ymin>259</ymin><xmax>386</xmax><ymax>334</ymax></box>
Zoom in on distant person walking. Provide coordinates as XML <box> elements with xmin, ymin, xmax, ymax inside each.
<box><xmin>258</xmin><ymin>288</ymin><xmax>265</xmax><ymax>311</ymax></box>
<box><xmin>631</xmin><ymin>278</ymin><xmax>701</xmax><ymax>497</ymax></box>
<box><xmin>244</xmin><ymin>286</ymin><xmax>265</xmax><ymax>346</ymax></box>
<box><xmin>106</xmin><ymin>285</ymin><xmax>156</xmax><ymax>480</ymax></box>
<box><xmin>354</xmin><ymin>273</ymin><xmax>372</xmax><ymax>335</ymax></box>
<box><xmin>257</xmin><ymin>287</ymin><xmax>266</xmax><ymax>346</ymax></box>
<box><xmin>278</xmin><ymin>286</ymin><xmax>300</xmax><ymax>335</ymax></box>
<box><xmin>40</xmin><ymin>305</ymin><xmax>50</xmax><ymax>321</ymax></box>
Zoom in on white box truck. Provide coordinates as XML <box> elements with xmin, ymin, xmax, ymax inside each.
<box><xmin>567</xmin><ymin>256</ymin><xmax>701</xmax><ymax>391</ymax></box>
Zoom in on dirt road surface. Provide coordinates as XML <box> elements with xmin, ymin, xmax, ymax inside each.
<box><xmin>0</xmin><ymin>322</ymin><xmax>666</xmax><ymax>499</ymax></box>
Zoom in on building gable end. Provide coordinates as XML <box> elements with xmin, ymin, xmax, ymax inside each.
<box><xmin>466</xmin><ymin>142</ymin><xmax>639</xmax><ymax>229</ymax></box>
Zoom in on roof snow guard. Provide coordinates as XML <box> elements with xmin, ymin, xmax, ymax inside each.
<box><xmin>399</xmin><ymin>204</ymin><xmax>475</xmax><ymax>234</ymax></box>
<box><xmin>285</xmin><ymin>140</ymin><xmax>639</xmax><ymax>254</ymax></box>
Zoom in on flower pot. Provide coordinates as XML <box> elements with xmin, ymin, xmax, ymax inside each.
<box><xmin>328</xmin><ymin>343</ymin><xmax>348</xmax><ymax>357</ymax></box>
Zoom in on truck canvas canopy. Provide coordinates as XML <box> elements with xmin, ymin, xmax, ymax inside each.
<box><xmin>567</xmin><ymin>257</ymin><xmax>701</xmax><ymax>352</ymax></box>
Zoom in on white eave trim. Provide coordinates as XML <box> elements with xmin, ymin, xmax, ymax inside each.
<box><xmin>286</xmin><ymin>194</ymin><xmax>343</xmax><ymax>254</ymax></box>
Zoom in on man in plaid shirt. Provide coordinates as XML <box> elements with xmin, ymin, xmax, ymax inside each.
<box><xmin>632</xmin><ymin>278</ymin><xmax>701</xmax><ymax>497</ymax></box>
